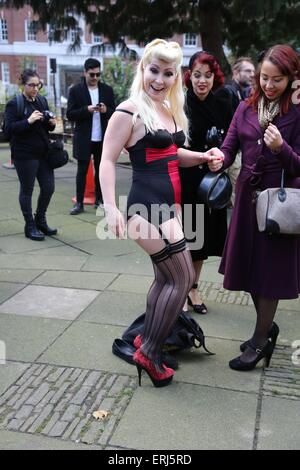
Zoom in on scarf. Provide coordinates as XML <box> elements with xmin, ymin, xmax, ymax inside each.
<box><xmin>257</xmin><ymin>96</ymin><xmax>280</xmax><ymax>129</ymax></box>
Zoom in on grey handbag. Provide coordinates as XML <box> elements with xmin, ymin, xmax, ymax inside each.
<box><xmin>256</xmin><ymin>170</ymin><xmax>300</xmax><ymax>235</ymax></box>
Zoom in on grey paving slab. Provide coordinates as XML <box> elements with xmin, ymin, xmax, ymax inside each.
<box><xmin>32</xmin><ymin>271</ymin><xmax>118</xmax><ymax>291</ymax></box>
<box><xmin>0</xmin><ymin>254</ymin><xmax>87</xmax><ymax>270</ymax></box>
<box><xmin>0</xmin><ymin>314</ymin><xmax>70</xmax><ymax>361</ymax></box>
<box><xmin>74</xmin><ymin>238</ymin><xmax>140</xmax><ymax>257</ymax></box>
<box><xmin>0</xmin><ymin>282</ymin><xmax>26</xmax><ymax>304</ymax></box>
<box><xmin>175</xmin><ymin>337</ymin><xmax>262</xmax><ymax>393</ymax></box>
<box><xmin>107</xmin><ymin>274</ymin><xmax>153</xmax><ymax>295</ymax></box>
<box><xmin>80</xmin><ymin>291</ymin><xmax>146</xmax><ymax>326</ymax></box>
<box><xmin>201</xmin><ymin>259</ymin><xmax>224</xmax><ymax>283</ymax></box>
<box><xmin>38</xmin><ymin>322</ymin><xmax>135</xmax><ymax>375</ymax></box>
<box><xmin>0</xmin><ymin>234</ymin><xmax>63</xmax><ymax>254</ymax></box>
<box><xmin>0</xmin><ymin>285</ymin><xmax>99</xmax><ymax>320</ymax></box>
<box><xmin>82</xmin><ymin>252</ymin><xmax>153</xmax><ymax>276</ymax></box>
<box><xmin>26</xmin><ymin>245</ymin><xmax>87</xmax><ymax>257</ymax></box>
<box><xmin>0</xmin><ymin>430</ymin><xmax>102</xmax><ymax>449</ymax></box>
<box><xmin>0</xmin><ymin>361</ymin><xmax>31</xmax><ymax>396</ymax></box>
<box><xmin>188</xmin><ymin>303</ymin><xmax>300</xmax><ymax>344</ymax></box>
<box><xmin>110</xmin><ymin>383</ymin><xmax>257</xmax><ymax>450</ymax></box>
<box><xmin>54</xmin><ymin>222</ymin><xmax>99</xmax><ymax>244</ymax></box>
<box><xmin>0</xmin><ymin>219</ymin><xmax>24</xmax><ymax>236</ymax></box>
<box><xmin>0</xmin><ymin>269</ymin><xmax>43</xmax><ymax>284</ymax></box>
<box><xmin>257</xmin><ymin>396</ymin><xmax>300</xmax><ymax>449</ymax></box>
<box><xmin>278</xmin><ymin>297</ymin><xmax>300</xmax><ymax>312</ymax></box>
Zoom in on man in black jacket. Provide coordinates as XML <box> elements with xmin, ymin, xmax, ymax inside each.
<box><xmin>67</xmin><ymin>58</ymin><xmax>115</xmax><ymax>215</ymax></box>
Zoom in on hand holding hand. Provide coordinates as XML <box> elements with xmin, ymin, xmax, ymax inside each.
<box><xmin>104</xmin><ymin>204</ymin><xmax>126</xmax><ymax>239</ymax></box>
<box><xmin>28</xmin><ymin>110</ymin><xmax>43</xmax><ymax>124</ymax></box>
<box><xmin>205</xmin><ymin>148</ymin><xmax>225</xmax><ymax>172</ymax></box>
<box><xmin>264</xmin><ymin>123</ymin><xmax>283</xmax><ymax>152</ymax></box>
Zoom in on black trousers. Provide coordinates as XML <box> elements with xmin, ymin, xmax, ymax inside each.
<box><xmin>13</xmin><ymin>157</ymin><xmax>55</xmax><ymax>223</ymax></box>
<box><xmin>76</xmin><ymin>141</ymin><xmax>103</xmax><ymax>203</ymax></box>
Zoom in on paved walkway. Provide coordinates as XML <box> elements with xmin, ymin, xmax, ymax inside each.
<box><xmin>0</xmin><ymin>144</ymin><xmax>299</xmax><ymax>450</ymax></box>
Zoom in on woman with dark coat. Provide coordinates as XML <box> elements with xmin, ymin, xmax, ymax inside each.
<box><xmin>180</xmin><ymin>52</ymin><xmax>234</xmax><ymax>314</ymax></box>
<box><xmin>211</xmin><ymin>45</ymin><xmax>300</xmax><ymax>370</ymax></box>
<box><xmin>5</xmin><ymin>69</ymin><xmax>57</xmax><ymax>241</ymax></box>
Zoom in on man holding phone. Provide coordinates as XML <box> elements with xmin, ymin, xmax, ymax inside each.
<box><xmin>67</xmin><ymin>58</ymin><xmax>115</xmax><ymax>214</ymax></box>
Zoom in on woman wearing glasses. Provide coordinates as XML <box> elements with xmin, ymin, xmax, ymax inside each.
<box><xmin>4</xmin><ymin>69</ymin><xmax>57</xmax><ymax>240</ymax></box>
<box><xmin>210</xmin><ymin>45</ymin><xmax>300</xmax><ymax>370</ymax></box>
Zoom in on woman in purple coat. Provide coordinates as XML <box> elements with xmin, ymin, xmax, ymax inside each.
<box><xmin>211</xmin><ymin>45</ymin><xmax>300</xmax><ymax>371</ymax></box>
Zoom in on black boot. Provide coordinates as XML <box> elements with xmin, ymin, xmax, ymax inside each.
<box><xmin>24</xmin><ymin>220</ymin><xmax>45</xmax><ymax>241</ymax></box>
<box><xmin>70</xmin><ymin>202</ymin><xmax>84</xmax><ymax>215</ymax></box>
<box><xmin>34</xmin><ymin>213</ymin><xmax>57</xmax><ymax>236</ymax></box>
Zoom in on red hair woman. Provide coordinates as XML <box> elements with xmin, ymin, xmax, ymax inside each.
<box><xmin>180</xmin><ymin>51</ymin><xmax>233</xmax><ymax>315</ymax></box>
<box><xmin>211</xmin><ymin>45</ymin><xmax>300</xmax><ymax>370</ymax></box>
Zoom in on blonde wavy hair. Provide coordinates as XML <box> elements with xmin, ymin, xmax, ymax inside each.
<box><xmin>129</xmin><ymin>38</ymin><xmax>188</xmax><ymax>137</ymax></box>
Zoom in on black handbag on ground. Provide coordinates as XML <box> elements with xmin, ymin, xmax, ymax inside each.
<box><xmin>120</xmin><ymin>311</ymin><xmax>214</xmax><ymax>354</ymax></box>
<box><xmin>47</xmin><ymin>139</ymin><xmax>69</xmax><ymax>169</ymax></box>
<box><xmin>197</xmin><ymin>171</ymin><xmax>232</xmax><ymax>210</ymax></box>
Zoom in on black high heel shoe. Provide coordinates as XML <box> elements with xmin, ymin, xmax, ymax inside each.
<box><xmin>229</xmin><ymin>339</ymin><xmax>275</xmax><ymax>371</ymax></box>
<box><xmin>187</xmin><ymin>283</ymin><xmax>208</xmax><ymax>314</ymax></box>
<box><xmin>240</xmin><ymin>322</ymin><xmax>279</xmax><ymax>352</ymax></box>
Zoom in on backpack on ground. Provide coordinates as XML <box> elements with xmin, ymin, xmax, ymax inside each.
<box><xmin>121</xmin><ymin>311</ymin><xmax>214</xmax><ymax>354</ymax></box>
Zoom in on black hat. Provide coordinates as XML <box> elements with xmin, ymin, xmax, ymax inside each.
<box><xmin>197</xmin><ymin>172</ymin><xmax>232</xmax><ymax>210</ymax></box>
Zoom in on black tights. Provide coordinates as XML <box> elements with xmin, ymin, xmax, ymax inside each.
<box><xmin>250</xmin><ymin>294</ymin><xmax>278</xmax><ymax>347</ymax></box>
<box><xmin>141</xmin><ymin>239</ymin><xmax>196</xmax><ymax>370</ymax></box>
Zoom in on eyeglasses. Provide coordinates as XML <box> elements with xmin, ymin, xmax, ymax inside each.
<box><xmin>25</xmin><ymin>82</ymin><xmax>42</xmax><ymax>89</ymax></box>
<box><xmin>88</xmin><ymin>72</ymin><xmax>100</xmax><ymax>78</ymax></box>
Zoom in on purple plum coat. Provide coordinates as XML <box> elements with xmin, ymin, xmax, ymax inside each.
<box><xmin>219</xmin><ymin>101</ymin><xmax>300</xmax><ymax>299</ymax></box>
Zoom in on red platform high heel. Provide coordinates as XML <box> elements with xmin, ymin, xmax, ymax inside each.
<box><xmin>133</xmin><ymin>349</ymin><xmax>174</xmax><ymax>387</ymax></box>
<box><xmin>133</xmin><ymin>334</ymin><xmax>142</xmax><ymax>349</ymax></box>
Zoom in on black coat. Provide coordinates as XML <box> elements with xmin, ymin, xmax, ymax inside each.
<box><xmin>180</xmin><ymin>89</ymin><xmax>234</xmax><ymax>260</ymax></box>
<box><xmin>5</xmin><ymin>94</ymin><xmax>55</xmax><ymax>160</ymax></box>
<box><xmin>66</xmin><ymin>80</ymin><xmax>115</xmax><ymax>161</ymax></box>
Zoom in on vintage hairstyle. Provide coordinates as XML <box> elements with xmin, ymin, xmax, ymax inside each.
<box><xmin>184</xmin><ymin>51</ymin><xmax>225</xmax><ymax>91</ymax></box>
<box><xmin>19</xmin><ymin>69</ymin><xmax>39</xmax><ymax>85</ymax></box>
<box><xmin>84</xmin><ymin>58</ymin><xmax>101</xmax><ymax>71</ymax></box>
<box><xmin>129</xmin><ymin>38</ymin><xmax>188</xmax><ymax>136</ymax></box>
<box><xmin>232</xmin><ymin>56</ymin><xmax>254</xmax><ymax>73</ymax></box>
<box><xmin>248</xmin><ymin>44</ymin><xmax>300</xmax><ymax>114</ymax></box>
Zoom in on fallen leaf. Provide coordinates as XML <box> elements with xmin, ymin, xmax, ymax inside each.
<box><xmin>92</xmin><ymin>410</ymin><xmax>108</xmax><ymax>420</ymax></box>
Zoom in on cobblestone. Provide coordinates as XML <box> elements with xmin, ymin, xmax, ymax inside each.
<box><xmin>0</xmin><ymin>365</ymin><xmax>136</xmax><ymax>446</ymax></box>
<box><xmin>263</xmin><ymin>345</ymin><xmax>300</xmax><ymax>401</ymax></box>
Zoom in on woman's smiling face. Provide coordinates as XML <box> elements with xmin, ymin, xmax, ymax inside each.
<box><xmin>260</xmin><ymin>60</ymin><xmax>289</xmax><ymax>101</ymax></box>
<box><xmin>143</xmin><ymin>58</ymin><xmax>177</xmax><ymax>102</ymax></box>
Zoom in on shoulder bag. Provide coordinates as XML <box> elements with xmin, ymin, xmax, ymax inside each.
<box><xmin>256</xmin><ymin>170</ymin><xmax>300</xmax><ymax>235</ymax></box>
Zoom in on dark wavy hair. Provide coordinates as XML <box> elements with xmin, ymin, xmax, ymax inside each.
<box><xmin>19</xmin><ymin>69</ymin><xmax>39</xmax><ymax>85</ymax></box>
<box><xmin>248</xmin><ymin>44</ymin><xmax>300</xmax><ymax>114</ymax></box>
<box><xmin>184</xmin><ymin>51</ymin><xmax>225</xmax><ymax>91</ymax></box>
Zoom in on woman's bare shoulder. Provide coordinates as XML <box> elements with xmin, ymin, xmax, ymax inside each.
<box><xmin>116</xmin><ymin>99</ymin><xmax>137</xmax><ymax>114</ymax></box>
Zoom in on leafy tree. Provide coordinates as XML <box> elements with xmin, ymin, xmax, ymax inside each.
<box><xmin>102</xmin><ymin>56</ymin><xmax>135</xmax><ymax>105</ymax></box>
<box><xmin>1</xmin><ymin>0</ymin><xmax>300</xmax><ymax>75</ymax></box>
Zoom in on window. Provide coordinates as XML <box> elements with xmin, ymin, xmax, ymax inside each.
<box><xmin>184</xmin><ymin>33</ymin><xmax>197</xmax><ymax>47</ymax></box>
<box><xmin>0</xmin><ymin>18</ymin><xmax>8</xmax><ymax>42</ymax></box>
<box><xmin>1</xmin><ymin>63</ymin><xmax>10</xmax><ymax>84</ymax></box>
<box><xmin>92</xmin><ymin>34</ymin><xmax>102</xmax><ymax>44</ymax></box>
<box><xmin>25</xmin><ymin>20</ymin><xmax>37</xmax><ymax>41</ymax></box>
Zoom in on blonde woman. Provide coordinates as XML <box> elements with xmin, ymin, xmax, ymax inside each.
<box><xmin>100</xmin><ymin>39</ymin><xmax>222</xmax><ymax>387</ymax></box>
